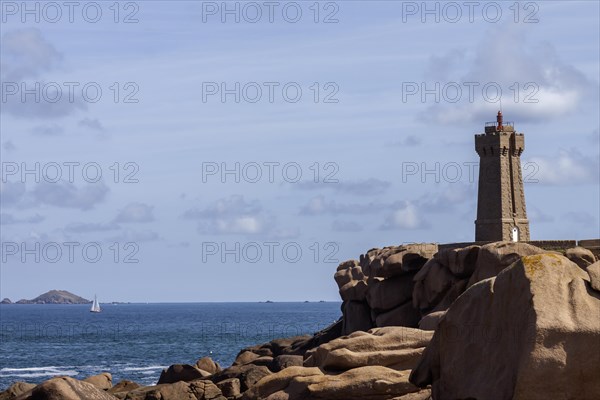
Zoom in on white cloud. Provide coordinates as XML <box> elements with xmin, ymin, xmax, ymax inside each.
<box><xmin>415</xmin><ymin>183</ymin><xmax>476</xmax><ymax>213</ymax></box>
<box><xmin>298</xmin><ymin>185</ymin><xmax>473</xmax><ymax>234</ymax></box>
<box><xmin>0</xmin><ymin>213</ymin><xmax>44</xmax><ymax>225</ymax></box>
<box><xmin>31</xmin><ymin>124</ymin><xmax>64</xmax><ymax>136</ymax></box>
<box><xmin>301</xmin><ymin>184</ymin><xmax>475</xmax><ymax>220</ymax></box>
<box><xmin>527</xmin><ymin>205</ymin><xmax>554</xmax><ymax>224</ymax></box>
<box><xmin>389</xmin><ymin>135</ymin><xmax>422</xmax><ymax>147</ymax></box>
<box><xmin>299</xmin><ymin>195</ymin><xmax>383</xmax><ymax>216</ymax></box>
<box><xmin>420</xmin><ymin>25</ymin><xmax>597</xmax><ymax>124</ymax></box>
<box><xmin>1</xmin><ymin>181</ymin><xmax>109</xmax><ymax>210</ymax></box>
<box><xmin>0</xmin><ymin>182</ymin><xmax>27</xmax><ymax>206</ymax></box>
<box><xmin>425</xmin><ymin>49</ymin><xmax>466</xmax><ymax>82</ymax></box>
<box><xmin>563</xmin><ymin>211</ymin><xmax>597</xmax><ymax>227</ymax></box>
<box><xmin>214</xmin><ymin>216</ymin><xmax>263</xmax><ymax>235</ymax></box>
<box><xmin>332</xmin><ymin>220</ymin><xmax>363</xmax><ymax>232</ymax></box>
<box><xmin>78</xmin><ymin>118</ymin><xmax>105</xmax><ymax>132</ymax></box>
<box><xmin>31</xmin><ymin>181</ymin><xmax>109</xmax><ymax>210</ymax></box>
<box><xmin>0</xmin><ymin>28</ymin><xmax>62</xmax><ymax>81</ymax></box>
<box><xmin>3</xmin><ymin>141</ymin><xmax>16</xmax><ymax>152</ymax></box>
<box><xmin>0</xmin><ymin>28</ymin><xmax>87</xmax><ymax>119</ymax></box>
<box><xmin>106</xmin><ymin>229</ymin><xmax>161</xmax><ymax>243</ymax></box>
<box><xmin>1</xmin><ymin>87</ymin><xmax>88</xmax><ymax>120</ymax></box>
<box><xmin>183</xmin><ymin>195</ymin><xmax>261</xmax><ymax>219</ymax></box>
<box><xmin>183</xmin><ymin>195</ymin><xmax>277</xmax><ymax>236</ymax></box>
<box><xmin>64</xmin><ymin>222</ymin><xmax>120</xmax><ymax>233</ymax></box>
<box><xmin>294</xmin><ymin>178</ymin><xmax>390</xmax><ymax>196</ymax></box>
<box><xmin>380</xmin><ymin>202</ymin><xmax>429</xmax><ymax>230</ymax></box>
<box><xmin>115</xmin><ymin>202</ymin><xmax>155</xmax><ymax>223</ymax></box>
<box><xmin>526</xmin><ymin>148</ymin><xmax>599</xmax><ymax>185</ymax></box>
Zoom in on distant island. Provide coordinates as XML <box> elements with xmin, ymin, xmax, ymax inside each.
<box><xmin>2</xmin><ymin>290</ymin><xmax>90</xmax><ymax>305</ymax></box>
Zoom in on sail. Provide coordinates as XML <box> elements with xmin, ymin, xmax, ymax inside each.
<box><xmin>90</xmin><ymin>295</ymin><xmax>101</xmax><ymax>312</ymax></box>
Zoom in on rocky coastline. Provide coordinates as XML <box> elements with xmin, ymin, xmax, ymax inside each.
<box><xmin>2</xmin><ymin>241</ymin><xmax>599</xmax><ymax>400</ymax></box>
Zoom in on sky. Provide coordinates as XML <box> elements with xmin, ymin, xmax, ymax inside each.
<box><xmin>0</xmin><ymin>0</ymin><xmax>599</xmax><ymax>302</ymax></box>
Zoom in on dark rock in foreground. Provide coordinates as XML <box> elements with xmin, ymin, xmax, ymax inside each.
<box><xmin>410</xmin><ymin>253</ymin><xmax>600</xmax><ymax>399</ymax></box>
<box><xmin>158</xmin><ymin>364</ymin><xmax>212</xmax><ymax>384</ymax></box>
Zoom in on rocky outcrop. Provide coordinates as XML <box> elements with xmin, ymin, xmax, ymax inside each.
<box><xmin>412</xmin><ymin>258</ymin><xmax>458</xmax><ymax>313</ymax></box>
<box><xmin>588</xmin><ymin>261</ymin><xmax>600</xmax><ymax>291</ymax></box>
<box><xmin>107</xmin><ymin>380</ymin><xmax>141</xmax><ymax>396</ymax></box>
<box><xmin>336</xmin><ymin>244</ymin><xmax>438</xmax><ymax>335</ymax></box>
<box><xmin>241</xmin><ymin>365</ymin><xmax>426</xmax><ymax>400</ymax></box>
<box><xmin>13</xmin><ymin>377</ymin><xmax>118</xmax><ymax>400</ymax></box>
<box><xmin>196</xmin><ymin>357</ymin><xmax>222</xmax><ymax>375</ymax></box>
<box><xmin>303</xmin><ymin>366</ymin><xmax>419</xmax><ymax>400</ymax></box>
<box><xmin>83</xmin><ymin>372</ymin><xmax>112</xmax><ymax>390</ymax></box>
<box><xmin>240</xmin><ymin>366</ymin><xmax>323</xmax><ymax>400</ymax></box>
<box><xmin>119</xmin><ymin>380</ymin><xmax>225</xmax><ymax>400</ymax></box>
<box><xmin>270</xmin><ymin>355</ymin><xmax>303</xmax><ymax>372</ymax></box>
<box><xmin>214</xmin><ymin>325</ymin><xmax>433</xmax><ymax>400</ymax></box>
<box><xmin>0</xmin><ymin>298</ymin><xmax>12</xmax><ymax>305</ymax></box>
<box><xmin>158</xmin><ymin>364</ymin><xmax>211</xmax><ymax>384</ymax></box>
<box><xmin>366</xmin><ymin>275</ymin><xmax>414</xmax><ymax>312</ymax></box>
<box><xmin>334</xmin><ymin>260</ymin><xmax>368</xmax><ymax>302</ymax></box>
<box><xmin>0</xmin><ymin>382</ymin><xmax>35</xmax><ymax>400</ymax></box>
<box><xmin>193</xmin><ymin>320</ymin><xmax>431</xmax><ymax>399</ymax></box>
<box><xmin>410</xmin><ymin>253</ymin><xmax>600</xmax><ymax>399</ymax></box>
<box><xmin>304</xmin><ymin>327</ymin><xmax>432</xmax><ymax>371</ymax></box>
<box><xmin>417</xmin><ymin>310</ymin><xmax>445</xmax><ymax>331</ymax></box>
<box><xmin>215</xmin><ymin>378</ymin><xmax>240</xmax><ymax>398</ymax></box>
<box><xmin>466</xmin><ymin>241</ymin><xmax>545</xmax><ymax>287</ymax></box>
<box><xmin>341</xmin><ymin>300</ymin><xmax>372</xmax><ymax>334</ymax></box>
<box><xmin>211</xmin><ymin>364</ymin><xmax>271</xmax><ymax>393</ymax></box>
<box><xmin>336</xmin><ymin>242</ymin><xmax>553</xmax><ymax>337</ymax></box>
<box><xmin>566</xmin><ymin>246</ymin><xmax>597</xmax><ymax>270</ymax></box>
<box><xmin>374</xmin><ymin>301</ymin><xmax>422</xmax><ymax>328</ymax></box>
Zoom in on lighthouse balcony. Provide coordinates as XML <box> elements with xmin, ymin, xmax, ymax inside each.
<box><xmin>485</xmin><ymin>121</ymin><xmax>515</xmax><ymax>134</ymax></box>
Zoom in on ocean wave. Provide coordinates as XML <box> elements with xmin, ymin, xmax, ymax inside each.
<box><xmin>1</xmin><ymin>367</ymin><xmax>61</xmax><ymax>372</ymax></box>
<box><xmin>0</xmin><ymin>370</ymin><xmax>78</xmax><ymax>378</ymax></box>
<box><xmin>121</xmin><ymin>366</ymin><xmax>166</xmax><ymax>372</ymax></box>
<box><xmin>138</xmin><ymin>376</ymin><xmax>158</xmax><ymax>384</ymax></box>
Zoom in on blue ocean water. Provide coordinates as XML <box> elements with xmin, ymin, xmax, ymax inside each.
<box><xmin>0</xmin><ymin>302</ymin><xmax>341</xmax><ymax>390</ymax></box>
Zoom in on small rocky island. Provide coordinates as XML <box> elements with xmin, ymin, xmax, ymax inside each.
<box><xmin>4</xmin><ymin>290</ymin><xmax>90</xmax><ymax>305</ymax></box>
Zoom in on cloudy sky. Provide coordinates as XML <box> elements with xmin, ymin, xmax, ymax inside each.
<box><xmin>1</xmin><ymin>1</ymin><xmax>598</xmax><ymax>302</ymax></box>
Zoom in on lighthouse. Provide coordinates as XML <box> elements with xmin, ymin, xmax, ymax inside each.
<box><xmin>474</xmin><ymin>112</ymin><xmax>530</xmax><ymax>242</ymax></box>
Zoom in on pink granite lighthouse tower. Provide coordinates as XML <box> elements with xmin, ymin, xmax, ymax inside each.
<box><xmin>475</xmin><ymin>112</ymin><xmax>530</xmax><ymax>242</ymax></box>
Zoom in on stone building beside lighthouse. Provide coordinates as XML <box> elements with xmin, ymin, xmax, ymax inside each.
<box><xmin>475</xmin><ymin>112</ymin><xmax>530</xmax><ymax>242</ymax></box>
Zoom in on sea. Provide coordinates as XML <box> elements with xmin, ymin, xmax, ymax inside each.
<box><xmin>0</xmin><ymin>302</ymin><xmax>342</xmax><ymax>390</ymax></box>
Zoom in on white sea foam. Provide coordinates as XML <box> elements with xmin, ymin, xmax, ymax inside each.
<box><xmin>0</xmin><ymin>369</ymin><xmax>78</xmax><ymax>378</ymax></box>
<box><xmin>0</xmin><ymin>364</ymin><xmax>165</xmax><ymax>380</ymax></box>
<box><xmin>121</xmin><ymin>366</ymin><xmax>166</xmax><ymax>371</ymax></box>
<box><xmin>139</xmin><ymin>371</ymin><xmax>158</xmax><ymax>375</ymax></box>
<box><xmin>1</xmin><ymin>367</ymin><xmax>61</xmax><ymax>372</ymax></box>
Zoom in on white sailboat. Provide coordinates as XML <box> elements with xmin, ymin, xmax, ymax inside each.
<box><xmin>90</xmin><ymin>295</ymin><xmax>101</xmax><ymax>313</ymax></box>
